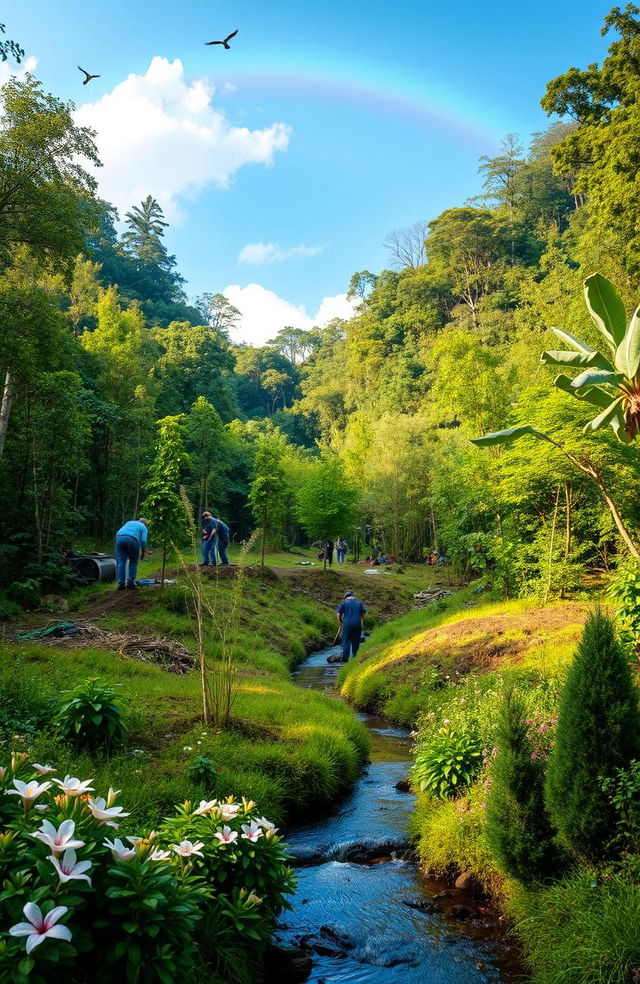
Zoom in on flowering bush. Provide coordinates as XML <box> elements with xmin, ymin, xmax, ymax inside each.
<box><xmin>0</xmin><ymin>752</ymin><xmax>295</xmax><ymax>983</ymax></box>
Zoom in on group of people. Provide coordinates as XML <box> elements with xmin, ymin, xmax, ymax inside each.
<box><xmin>319</xmin><ymin>538</ymin><xmax>349</xmax><ymax>566</ymax></box>
<box><xmin>113</xmin><ymin>511</ymin><xmax>231</xmax><ymax>588</ymax></box>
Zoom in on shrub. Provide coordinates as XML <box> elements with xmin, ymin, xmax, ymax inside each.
<box><xmin>188</xmin><ymin>755</ymin><xmax>220</xmax><ymax>787</ymax></box>
<box><xmin>53</xmin><ymin>678</ymin><xmax>128</xmax><ymax>751</ymax></box>
<box><xmin>601</xmin><ymin>759</ymin><xmax>640</xmax><ymax>880</ymax></box>
<box><xmin>485</xmin><ymin>687</ymin><xmax>565</xmax><ymax>886</ymax></box>
<box><xmin>609</xmin><ymin>558</ymin><xmax>640</xmax><ymax>654</ymax></box>
<box><xmin>0</xmin><ymin>752</ymin><xmax>295</xmax><ymax>984</ymax></box>
<box><xmin>545</xmin><ymin>610</ymin><xmax>640</xmax><ymax>863</ymax></box>
<box><xmin>413</xmin><ymin>726</ymin><xmax>483</xmax><ymax>798</ymax></box>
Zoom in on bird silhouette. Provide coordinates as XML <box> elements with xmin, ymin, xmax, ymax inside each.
<box><xmin>205</xmin><ymin>29</ymin><xmax>238</xmax><ymax>49</ymax></box>
<box><xmin>78</xmin><ymin>66</ymin><xmax>100</xmax><ymax>85</ymax></box>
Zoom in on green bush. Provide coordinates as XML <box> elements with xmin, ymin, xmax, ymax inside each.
<box><xmin>53</xmin><ymin>678</ymin><xmax>128</xmax><ymax>751</ymax></box>
<box><xmin>413</xmin><ymin>726</ymin><xmax>483</xmax><ymax>798</ymax></box>
<box><xmin>545</xmin><ymin>610</ymin><xmax>640</xmax><ymax>863</ymax></box>
<box><xmin>188</xmin><ymin>755</ymin><xmax>219</xmax><ymax>788</ymax></box>
<box><xmin>485</xmin><ymin>687</ymin><xmax>565</xmax><ymax>885</ymax></box>
<box><xmin>510</xmin><ymin>872</ymin><xmax>640</xmax><ymax>984</ymax></box>
<box><xmin>609</xmin><ymin>558</ymin><xmax>640</xmax><ymax>653</ymax></box>
<box><xmin>601</xmin><ymin>759</ymin><xmax>640</xmax><ymax>880</ymax></box>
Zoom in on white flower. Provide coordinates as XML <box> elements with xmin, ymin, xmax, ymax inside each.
<box><xmin>86</xmin><ymin>797</ymin><xmax>130</xmax><ymax>828</ymax></box>
<box><xmin>31</xmin><ymin>819</ymin><xmax>85</xmax><ymax>855</ymax></box>
<box><xmin>193</xmin><ymin>799</ymin><xmax>218</xmax><ymax>816</ymax></box>
<box><xmin>241</xmin><ymin>820</ymin><xmax>263</xmax><ymax>843</ymax></box>
<box><xmin>183</xmin><ymin>746</ymin><xmax>193</xmax><ymax>751</ymax></box>
<box><xmin>52</xmin><ymin>775</ymin><xmax>94</xmax><ymax>797</ymax></box>
<box><xmin>6</xmin><ymin>779</ymin><xmax>52</xmax><ymax>807</ymax></box>
<box><xmin>150</xmin><ymin>848</ymin><xmax>172</xmax><ymax>861</ymax></box>
<box><xmin>214</xmin><ymin>825</ymin><xmax>238</xmax><ymax>845</ymax></box>
<box><xmin>218</xmin><ymin>803</ymin><xmax>240</xmax><ymax>821</ymax></box>
<box><xmin>34</xmin><ymin>804</ymin><xmax>48</xmax><ymax>812</ymax></box>
<box><xmin>103</xmin><ymin>837</ymin><xmax>136</xmax><ymax>861</ymax></box>
<box><xmin>172</xmin><ymin>839</ymin><xmax>205</xmax><ymax>857</ymax></box>
<box><xmin>256</xmin><ymin>816</ymin><xmax>278</xmax><ymax>833</ymax></box>
<box><xmin>49</xmin><ymin>849</ymin><xmax>92</xmax><ymax>885</ymax></box>
<box><xmin>32</xmin><ymin>764</ymin><xmax>56</xmax><ymax>775</ymax></box>
<box><xmin>9</xmin><ymin>902</ymin><xmax>72</xmax><ymax>954</ymax></box>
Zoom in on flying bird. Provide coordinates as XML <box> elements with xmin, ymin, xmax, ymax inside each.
<box><xmin>205</xmin><ymin>29</ymin><xmax>238</xmax><ymax>49</ymax></box>
<box><xmin>78</xmin><ymin>66</ymin><xmax>100</xmax><ymax>85</ymax></box>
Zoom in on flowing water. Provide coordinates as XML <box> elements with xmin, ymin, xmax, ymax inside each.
<box><xmin>273</xmin><ymin>646</ymin><xmax>523</xmax><ymax>984</ymax></box>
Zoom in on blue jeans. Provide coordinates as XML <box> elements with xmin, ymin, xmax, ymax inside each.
<box><xmin>342</xmin><ymin>623</ymin><xmax>362</xmax><ymax>660</ymax></box>
<box><xmin>336</xmin><ymin>549</ymin><xmax>346</xmax><ymax>564</ymax></box>
<box><xmin>216</xmin><ymin>539</ymin><xmax>229</xmax><ymax>565</ymax></box>
<box><xmin>115</xmin><ymin>535</ymin><xmax>140</xmax><ymax>586</ymax></box>
<box><xmin>202</xmin><ymin>538</ymin><xmax>215</xmax><ymax>564</ymax></box>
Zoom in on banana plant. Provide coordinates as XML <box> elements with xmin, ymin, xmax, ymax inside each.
<box><xmin>471</xmin><ymin>273</ymin><xmax>640</xmax><ymax>558</ymax></box>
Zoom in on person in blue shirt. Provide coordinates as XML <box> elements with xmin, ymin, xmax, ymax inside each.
<box><xmin>201</xmin><ymin>511</ymin><xmax>216</xmax><ymax>566</ymax></box>
<box><xmin>212</xmin><ymin>517</ymin><xmax>230</xmax><ymax>565</ymax></box>
<box><xmin>337</xmin><ymin>589</ymin><xmax>367</xmax><ymax>661</ymax></box>
<box><xmin>114</xmin><ymin>518</ymin><xmax>149</xmax><ymax>589</ymax></box>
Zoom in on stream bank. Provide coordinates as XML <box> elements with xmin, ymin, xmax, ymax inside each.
<box><xmin>271</xmin><ymin>646</ymin><xmax>523</xmax><ymax>984</ymax></box>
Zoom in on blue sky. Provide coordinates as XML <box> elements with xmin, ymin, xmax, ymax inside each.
<box><xmin>4</xmin><ymin>0</ymin><xmax>612</xmax><ymax>343</ymax></box>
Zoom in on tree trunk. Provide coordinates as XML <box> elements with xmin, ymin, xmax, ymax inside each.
<box><xmin>544</xmin><ymin>487</ymin><xmax>560</xmax><ymax>605</ymax></box>
<box><xmin>0</xmin><ymin>371</ymin><xmax>13</xmax><ymax>461</ymax></box>
<box><xmin>161</xmin><ymin>542</ymin><xmax>167</xmax><ymax>589</ymax></box>
<box><xmin>261</xmin><ymin>502</ymin><xmax>267</xmax><ymax>567</ymax></box>
<box><xmin>591</xmin><ymin>472</ymin><xmax>640</xmax><ymax>559</ymax></box>
<box><xmin>560</xmin><ymin>482</ymin><xmax>573</xmax><ymax>599</ymax></box>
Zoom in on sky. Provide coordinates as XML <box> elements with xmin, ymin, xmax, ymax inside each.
<box><xmin>3</xmin><ymin>0</ymin><xmax>613</xmax><ymax>345</ymax></box>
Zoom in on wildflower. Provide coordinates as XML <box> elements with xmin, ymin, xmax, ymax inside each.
<box><xmin>246</xmin><ymin>891</ymin><xmax>263</xmax><ymax>906</ymax></box>
<box><xmin>531</xmin><ymin>753</ymin><xmax>539</xmax><ymax>760</ymax></box>
<box><xmin>172</xmin><ymin>839</ymin><xmax>205</xmax><ymax>857</ymax></box>
<box><xmin>31</xmin><ymin>819</ymin><xmax>85</xmax><ymax>855</ymax></box>
<box><xmin>256</xmin><ymin>816</ymin><xmax>278</xmax><ymax>833</ymax></box>
<box><xmin>86</xmin><ymin>797</ymin><xmax>130</xmax><ymax>828</ymax></box>
<box><xmin>183</xmin><ymin>746</ymin><xmax>193</xmax><ymax>752</ymax></box>
<box><xmin>32</xmin><ymin>764</ymin><xmax>56</xmax><ymax>776</ymax></box>
<box><xmin>241</xmin><ymin>820</ymin><xmax>263</xmax><ymax>842</ymax></box>
<box><xmin>6</xmin><ymin>779</ymin><xmax>52</xmax><ymax>808</ymax></box>
<box><xmin>150</xmin><ymin>848</ymin><xmax>172</xmax><ymax>861</ymax></box>
<box><xmin>10</xmin><ymin>751</ymin><xmax>29</xmax><ymax>772</ymax></box>
<box><xmin>52</xmin><ymin>776</ymin><xmax>94</xmax><ymax>797</ymax></box>
<box><xmin>219</xmin><ymin>802</ymin><xmax>240</xmax><ymax>820</ymax></box>
<box><xmin>9</xmin><ymin>902</ymin><xmax>72</xmax><ymax>954</ymax></box>
<box><xmin>214</xmin><ymin>826</ymin><xmax>238</xmax><ymax>845</ymax></box>
<box><xmin>103</xmin><ymin>837</ymin><xmax>136</xmax><ymax>861</ymax></box>
<box><xmin>194</xmin><ymin>799</ymin><xmax>218</xmax><ymax>816</ymax></box>
<box><xmin>49</xmin><ymin>849</ymin><xmax>92</xmax><ymax>885</ymax></box>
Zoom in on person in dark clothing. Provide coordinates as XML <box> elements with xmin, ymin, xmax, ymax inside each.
<box><xmin>325</xmin><ymin>540</ymin><xmax>334</xmax><ymax>567</ymax></box>
<box><xmin>337</xmin><ymin>589</ymin><xmax>367</xmax><ymax>661</ymax></box>
<box><xmin>201</xmin><ymin>511</ymin><xmax>216</xmax><ymax>566</ymax></box>
<box><xmin>212</xmin><ymin>517</ymin><xmax>230</xmax><ymax>565</ymax></box>
<box><xmin>114</xmin><ymin>518</ymin><xmax>149</xmax><ymax>589</ymax></box>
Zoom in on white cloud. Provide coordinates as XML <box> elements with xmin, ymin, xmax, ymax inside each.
<box><xmin>0</xmin><ymin>54</ymin><xmax>38</xmax><ymax>86</ymax></box>
<box><xmin>238</xmin><ymin>242</ymin><xmax>324</xmax><ymax>265</ymax></box>
<box><xmin>74</xmin><ymin>56</ymin><xmax>291</xmax><ymax>220</ymax></box>
<box><xmin>222</xmin><ymin>283</ymin><xmax>358</xmax><ymax>346</ymax></box>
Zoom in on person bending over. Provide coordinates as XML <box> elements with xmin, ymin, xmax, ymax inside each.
<box><xmin>114</xmin><ymin>518</ymin><xmax>149</xmax><ymax>590</ymax></box>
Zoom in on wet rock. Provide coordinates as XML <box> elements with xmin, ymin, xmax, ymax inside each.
<box><xmin>264</xmin><ymin>943</ymin><xmax>313</xmax><ymax>983</ymax></box>
<box><xmin>328</xmin><ymin>839</ymin><xmax>412</xmax><ymax>863</ymax></box>
<box><xmin>450</xmin><ymin>904</ymin><xmax>477</xmax><ymax>920</ymax></box>
<box><xmin>401</xmin><ymin>897</ymin><xmax>440</xmax><ymax>914</ymax></box>
<box><xmin>327</xmin><ymin>652</ymin><xmax>345</xmax><ymax>663</ymax></box>
<box><xmin>320</xmin><ymin>925</ymin><xmax>355</xmax><ymax>950</ymax></box>
<box><xmin>454</xmin><ymin>870</ymin><xmax>483</xmax><ymax>895</ymax></box>
<box><xmin>395</xmin><ymin>778</ymin><xmax>411</xmax><ymax>793</ymax></box>
<box><xmin>299</xmin><ymin>934</ymin><xmax>347</xmax><ymax>959</ymax></box>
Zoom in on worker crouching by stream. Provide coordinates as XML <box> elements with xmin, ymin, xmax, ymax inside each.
<box><xmin>337</xmin><ymin>590</ymin><xmax>367</xmax><ymax>662</ymax></box>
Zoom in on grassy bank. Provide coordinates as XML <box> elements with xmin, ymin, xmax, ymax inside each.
<box><xmin>0</xmin><ymin>552</ymin><xmax>439</xmax><ymax>828</ymax></box>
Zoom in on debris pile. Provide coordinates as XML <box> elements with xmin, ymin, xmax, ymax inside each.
<box><xmin>412</xmin><ymin>587</ymin><xmax>452</xmax><ymax>608</ymax></box>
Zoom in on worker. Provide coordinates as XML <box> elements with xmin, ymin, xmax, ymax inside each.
<box><xmin>114</xmin><ymin>518</ymin><xmax>149</xmax><ymax>590</ymax></box>
<box><xmin>336</xmin><ymin>589</ymin><xmax>367</xmax><ymax>661</ymax></box>
<box><xmin>212</xmin><ymin>516</ymin><xmax>230</xmax><ymax>565</ymax></box>
<box><xmin>201</xmin><ymin>511</ymin><xmax>216</xmax><ymax>566</ymax></box>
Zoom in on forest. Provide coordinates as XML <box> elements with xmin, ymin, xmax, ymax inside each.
<box><xmin>3</xmin><ymin>5</ymin><xmax>640</xmax><ymax>984</ymax></box>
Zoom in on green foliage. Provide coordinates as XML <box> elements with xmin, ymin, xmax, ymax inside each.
<box><xmin>188</xmin><ymin>755</ymin><xmax>220</xmax><ymax>788</ymax></box>
<box><xmin>545</xmin><ymin>610</ymin><xmax>640</xmax><ymax>862</ymax></box>
<box><xmin>247</xmin><ymin>435</ymin><xmax>288</xmax><ymax>562</ymax></box>
<box><xmin>485</xmin><ymin>687</ymin><xmax>565</xmax><ymax>885</ymax></box>
<box><xmin>413</xmin><ymin>726</ymin><xmax>483</xmax><ymax>798</ymax></box>
<box><xmin>53</xmin><ymin>678</ymin><xmax>128</xmax><ymax>751</ymax></box>
<box><xmin>600</xmin><ymin>759</ymin><xmax>640</xmax><ymax>878</ymax></box>
<box><xmin>295</xmin><ymin>455</ymin><xmax>358</xmax><ymax>551</ymax></box>
<box><xmin>609</xmin><ymin>558</ymin><xmax>640</xmax><ymax>652</ymax></box>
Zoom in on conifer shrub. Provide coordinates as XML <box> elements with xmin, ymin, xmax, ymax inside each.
<box><xmin>485</xmin><ymin>686</ymin><xmax>565</xmax><ymax>885</ymax></box>
<box><xmin>545</xmin><ymin>610</ymin><xmax>640</xmax><ymax>863</ymax></box>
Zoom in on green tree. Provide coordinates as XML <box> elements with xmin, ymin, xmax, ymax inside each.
<box><xmin>247</xmin><ymin>435</ymin><xmax>288</xmax><ymax>565</ymax></box>
<box><xmin>485</xmin><ymin>687</ymin><xmax>565</xmax><ymax>885</ymax></box>
<box><xmin>545</xmin><ymin>610</ymin><xmax>640</xmax><ymax>862</ymax></box>
<box><xmin>186</xmin><ymin>396</ymin><xmax>228</xmax><ymax>518</ymax></box>
<box><xmin>295</xmin><ymin>456</ymin><xmax>358</xmax><ymax>569</ymax></box>
<box><xmin>143</xmin><ymin>416</ymin><xmax>188</xmax><ymax>588</ymax></box>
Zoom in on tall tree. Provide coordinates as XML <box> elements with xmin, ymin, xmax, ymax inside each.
<box><xmin>143</xmin><ymin>415</ymin><xmax>188</xmax><ymax>588</ymax></box>
<box><xmin>247</xmin><ymin>435</ymin><xmax>288</xmax><ymax>565</ymax></box>
<box><xmin>295</xmin><ymin>456</ymin><xmax>358</xmax><ymax>569</ymax></box>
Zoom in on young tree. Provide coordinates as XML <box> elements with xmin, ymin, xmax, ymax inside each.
<box><xmin>186</xmin><ymin>396</ymin><xmax>228</xmax><ymax>518</ymax></box>
<box><xmin>295</xmin><ymin>456</ymin><xmax>358</xmax><ymax>569</ymax></box>
<box><xmin>485</xmin><ymin>687</ymin><xmax>565</xmax><ymax>886</ymax></box>
<box><xmin>545</xmin><ymin>610</ymin><xmax>640</xmax><ymax>862</ymax></box>
<box><xmin>143</xmin><ymin>416</ymin><xmax>188</xmax><ymax>588</ymax></box>
<box><xmin>247</xmin><ymin>435</ymin><xmax>288</xmax><ymax>566</ymax></box>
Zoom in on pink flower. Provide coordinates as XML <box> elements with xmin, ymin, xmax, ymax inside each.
<box><xmin>49</xmin><ymin>848</ymin><xmax>92</xmax><ymax>885</ymax></box>
<box><xmin>31</xmin><ymin>819</ymin><xmax>85</xmax><ymax>855</ymax></box>
<box><xmin>172</xmin><ymin>839</ymin><xmax>205</xmax><ymax>857</ymax></box>
<box><xmin>214</xmin><ymin>825</ymin><xmax>238</xmax><ymax>845</ymax></box>
<box><xmin>9</xmin><ymin>902</ymin><xmax>72</xmax><ymax>954</ymax></box>
<box><xmin>531</xmin><ymin>753</ymin><xmax>539</xmax><ymax>760</ymax></box>
<box><xmin>256</xmin><ymin>816</ymin><xmax>278</xmax><ymax>833</ymax></box>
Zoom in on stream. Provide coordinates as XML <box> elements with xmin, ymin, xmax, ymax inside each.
<box><xmin>273</xmin><ymin>645</ymin><xmax>523</xmax><ymax>984</ymax></box>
